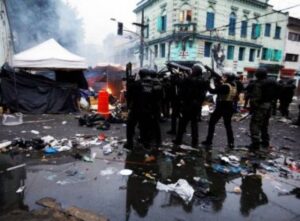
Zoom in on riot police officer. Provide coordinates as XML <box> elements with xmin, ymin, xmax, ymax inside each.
<box><xmin>125</xmin><ymin>70</ymin><xmax>143</xmax><ymax>150</ymax></box>
<box><xmin>202</xmin><ymin>69</ymin><xmax>237</xmax><ymax>149</ymax></box>
<box><xmin>174</xmin><ymin>64</ymin><xmax>209</xmax><ymax>147</ymax></box>
<box><xmin>248</xmin><ymin>68</ymin><xmax>279</xmax><ymax>151</ymax></box>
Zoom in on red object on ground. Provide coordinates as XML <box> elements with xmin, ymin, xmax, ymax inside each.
<box><xmin>98</xmin><ymin>89</ymin><xmax>110</xmax><ymax>117</ymax></box>
<box><xmin>98</xmin><ymin>133</ymin><xmax>106</xmax><ymax>141</ymax></box>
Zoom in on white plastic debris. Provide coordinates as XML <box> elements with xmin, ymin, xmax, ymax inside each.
<box><xmin>62</xmin><ymin>121</ymin><xmax>67</xmax><ymax>125</ymax></box>
<box><xmin>103</xmin><ymin>144</ymin><xmax>113</xmax><ymax>155</ymax></box>
<box><xmin>0</xmin><ymin>141</ymin><xmax>12</xmax><ymax>150</ymax></box>
<box><xmin>228</xmin><ymin>155</ymin><xmax>240</xmax><ymax>162</ymax></box>
<box><xmin>41</xmin><ymin>135</ymin><xmax>55</xmax><ymax>144</ymax></box>
<box><xmin>80</xmin><ymin>97</ymin><xmax>89</xmax><ymax>109</ymax></box>
<box><xmin>2</xmin><ymin>113</ymin><xmax>23</xmax><ymax>126</ymax></box>
<box><xmin>156</xmin><ymin>179</ymin><xmax>194</xmax><ymax>203</ymax></box>
<box><xmin>31</xmin><ymin>130</ymin><xmax>40</xmax><ymax>135</ymax></box>
<box><xmin>16</xmin><ymin>186</ymin><xmax>25</xmax><ymax>193</ymax></box>
<box><xmin>56</xmin><ymin>145</ymin><xmax>72</xmax><ymax>152</ymax></box>
<box><xmin>100</xmin><ymin>167</ymin><xmax>116</xmax><ymax>176</ymax></box>
<box><xmin>180</xmin><ymin>145</ymin><xmax>199</xmax><ymax>151</ymax></box>
<box><xmin>119</xmin><ymin>169</ymin><xmax>133</xmax><ymax>176</ymax></box>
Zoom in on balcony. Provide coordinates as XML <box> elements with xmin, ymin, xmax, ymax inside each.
<box><xmin>173</xmin><ymin>23</ymin><xmax>197</xmax><ymax>33</ymax></box>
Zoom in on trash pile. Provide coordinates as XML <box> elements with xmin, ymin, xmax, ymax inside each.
<box><xmin>78</xmin><ymin>107</ymin><xmax>126</xmax><ymax>130</ymax></box>
<box><xmin>0</xmin><ymin>133</ymin><xmax>124</xmax><ymax>155</ymax></box>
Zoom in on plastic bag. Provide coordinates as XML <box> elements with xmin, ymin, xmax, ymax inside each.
<box><xmin>2</xmin><ymin>113</ymin><xmax>23</xmax><ymax>126</ymax></box>
<box><xmin>157</xmin><ymin>179</ymin><xmax>194</xmax><ymax>203</ymax></box>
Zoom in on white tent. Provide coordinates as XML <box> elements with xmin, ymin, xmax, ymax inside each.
<box><xmin>12</xmin><ymin>39</ymin><xmax>87</xmax><ymax>69</ymax></box>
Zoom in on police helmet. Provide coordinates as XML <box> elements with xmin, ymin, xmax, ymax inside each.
<box><xmin>148</xmin><ymin>69</ymin><xmax>158</xmax><ymax>78</ymax></box>
<box><xmin>222</xmin><ymin>67</ymin><xmax>236</xmax><ymax>82</ymax></box>
<box><xmin>138</xmin><ymin>68</ymin><xmax>151</xmax><ymax>79</ymax></box>
<box><xmin>255</xmin><ymin>68</ymin><xmax>267</xmax><ymax>80</ymax></box>
<box><xmin>192</xmin><ymin>63</ymin><xmax>203</xmax><ymax>76</ymax></box>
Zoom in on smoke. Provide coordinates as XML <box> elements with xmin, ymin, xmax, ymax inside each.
<box><xmin>96</xmin><ymin>32</ymin><xmax>139</xmax><ymax>66</ymax></box>
<box><xmin>5</xmin><ymin>0</ymin><xmax>84</xmax><ymax>54</ymax></box>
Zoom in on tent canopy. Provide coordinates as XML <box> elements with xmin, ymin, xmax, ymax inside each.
<box><xmin>12</xmin><ymin>39</ymin><xmax>87</xmax><ymax>69</ymax></box>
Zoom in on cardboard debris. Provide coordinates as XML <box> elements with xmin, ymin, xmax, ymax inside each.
<box><xmin>36</xmin><ymin>197</ymin><xmax>62</xmax><ymax>210</ymax></box>
<box><xmin>66</xmin><ymin>206</ymin><xmax>108</xmax><ymax>221</ymax></box>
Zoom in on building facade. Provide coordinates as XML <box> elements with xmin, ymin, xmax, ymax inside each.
<box><xmin>134</xmin><ymin>0</ymin><xmax>288</xmax><ymax>76</ymax></box>
<box><xmin>0</xmin><ymin>0</ymin><xmax>12</xmax><ymax>66</ymax></box>
<box><xmin>282</xmin><ymin>17</ymin><xmax>300</xmax><ymax>79</ymax></box>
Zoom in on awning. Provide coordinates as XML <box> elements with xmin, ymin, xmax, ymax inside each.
<box><xmin>244</xmin><ymin>67</ymin><xmax>257</xmax><ymax>72</ymax></box>
<box><xmin>281</xmin><ymin>68</ymin><xmax>296</xmax><ymax>78</ymax></box>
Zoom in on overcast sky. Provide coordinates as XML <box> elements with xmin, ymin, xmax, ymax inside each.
<box><xmin>64</xmin><ymin>0</ymin><xmax>300</xmax><ymax>45</ymax></box>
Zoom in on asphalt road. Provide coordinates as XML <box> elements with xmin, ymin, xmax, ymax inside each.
<box><xmin>0</xmin><ymin>102</ymin><xmax>299</xmax><ymax>221</ymax></box>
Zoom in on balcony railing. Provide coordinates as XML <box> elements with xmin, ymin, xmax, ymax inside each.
<box><xmin>173</xmin><ymin>22</ymin><xmax>197</xmax><ymax>33</ymax></box>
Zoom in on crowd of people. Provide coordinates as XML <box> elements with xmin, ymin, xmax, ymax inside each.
<box><xmin>124</xmin><ymin>63</ymin><xmax>299</xmax><ymax>153</ymax></box>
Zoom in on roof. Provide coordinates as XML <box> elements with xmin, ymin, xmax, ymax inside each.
<box><xmin>13</xmin><ymin>39</ymin><xmax>87</xmax><ymax>69</ymax></box>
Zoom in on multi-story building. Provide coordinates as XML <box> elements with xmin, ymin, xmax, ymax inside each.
<box><xmin>0</xmin><ymin>0</ymin><xmax>12</xmax><ymax>66</ymax></box>
<box><xmin>281</xmin><ymin>16</ymin><xmax>300</xmax><ymax>92</ymax></box>
<box><xmin>134</xmin><ymin>0</ymin><xmax>288</xmax><ymax>76</ymax></box>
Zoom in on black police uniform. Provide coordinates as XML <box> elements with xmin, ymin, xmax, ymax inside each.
<box><xmin>279</xmin><ymin>80</ymin><xmax>296</xmax><ymax>117</ymax></box>
<box><xmin>174</xmin><ymin>73</ymin><xmax>208</xmax><ymax>147</ymax></box>
<box><xmin>202</xmin><ymin>79</ymin><xmax>237</xmax><ymax>148</ymax></box>
<box><xmin>125</xmin><ymin>75</ymin><xmax>143</xmax><ymax>149</ymax></box>
<box><xmin>249</xmin><ymin>71</ymin><xmax>279</xmax><ymax>150</ymax></box>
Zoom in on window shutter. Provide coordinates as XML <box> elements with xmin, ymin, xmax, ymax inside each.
<box><xmin>206</xmin><ymin>12</ymin><xmax>215</xmax><ymax>30</ymax></box>
<box><xmin>229</xmin><ymin>16</ymin><xmax>236</xmax><ymax>35</ymax></box>
<box><xmin>255</xmin><ymin>24</ymin><xmax>261</xmax><ymax>38</ymax></box>
<box><xmin>241</xmin><ymin>21</ymin><xmax>247</xmax><ymax>37</ymax></box>
<box><xmin>157</xmin><ymin>17</ymin><xmax>162</xmax><ymax>32</ymax></box>
<box><xmin>251</xmin><ymin>24</ymin><xmax>255</xmax><ymax>39</ymax></box>
<box><xmin>275</xmin><ymin>50</ymin><xmax>282</xmax><ymax>61</ymax></box>
<box><xmin>164</xmin><ymin>15</ymin><xmax>167</xmax><ymax>31</ymax></box>
<box><xmin>269</xmin><ymin>49</ymin><xmax>274</xmax><ymax>60</ymax></box>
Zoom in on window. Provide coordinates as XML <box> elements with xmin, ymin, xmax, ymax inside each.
<box><xmin>145</xmin><ymin>47</ymin><xmax>149</xmax><ymax>60</ymax></box>
<box><xmin>257</xmin><ymin>48</ymin><xmax>261</xmax><ymax>58</ymax></box>
<box><xmin>204</xmin><ymin>42</ymin><xmax>212</xmax><ymax>57</ymax></box>
<box><xmin>144</xmin><ymin>25</ymin><xmax>149</xmax><ymax>38</ymax></box>
<box><xmin>160</xmin><ymin>43</ymin><xmax>166</xmax><ymax>58</ymax></box>
<box><xmin>206</xmin><ymin>10</ymin><xmax>215</xmax><ymax>30</ymax></box>
<box><xmin>179</xmin><ymin>10</ymin><xmax>192</xmax><ymax>23</ymax></box>
<box><xmin>154</xmin><ymin>45</ymin><xmax>158</xmax><ymax>58</ymax></box>
<box><xmin>251</xmin><ymin>23</ymin><xmax>261</xmax><ymax>39</ymax></box>
<box><xmin>249</xmin><ymin>49</ymin><xmax>255</xmax><ymax>62</ymax></box>
<box><xmin>265</xmin><ymin>23</ymin><xmax>271</xmax><ymax>37</ymax></box>
<box><xmin>157</xmin><ymin>15</ymin><xmax>167</xmax><ymax>32</ymax></box>
<box><xmin>238</xmin><ymin>47</ymin><xmax>245</xmax><ymax>61</ymax></box>
<box><xmin>285</xmin><ymin>53</ymin><xmax>299</xmax><ymax>62</ymax></box>
<box><xmin>272</xmin><ymin>50</ymin><xmax>282</xmax><ymax>61</ymax></box>
<box><xmin>288</xmin><ymin>32</ymin><xmax>300</xmax><ymax>42</ymax></box>
<box><xmin>274</xmin><ymin>26</ymin><xmax>281</xmax><ymax>39</ymax></box>
<box><xmin>228</xmin><ymin>12</ymin><xmax>236</xmax><ymax>36</ymax></box>
<box><xmin>227</xmin><ymin>45</ymin><xmax>234</xmax><ymax>60</ymax></box>
<box><xmin>262</xmin><ymin>48</ymin><xmax>268</xmax><ymax>60</ymax></box>
<box><xmin>186</xmin><ymin>10</ymin><xmax>192</xmax><ymax>22</ymax></box>
<box><xmin>161</xmin><ymin>15</ymin><xmax>166</xmax><ymax>32</ymax></box>
<box><xmin>241</xmin><ymin>20</ymin><xmax>247</xmax><ymax>38</ymax></box>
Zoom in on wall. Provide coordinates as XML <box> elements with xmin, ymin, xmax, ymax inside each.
<box><xmin>284</xmin><ymin>25</ymin><xmax>300</xmax><ymax>71</ymax></box>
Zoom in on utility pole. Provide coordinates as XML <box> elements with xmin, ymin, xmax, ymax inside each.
<box><xmin>133</xmin><ymin>9</ymin><xmax>145</xmax><ymax>67</ymax></box>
